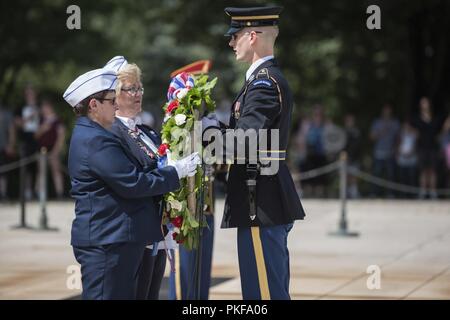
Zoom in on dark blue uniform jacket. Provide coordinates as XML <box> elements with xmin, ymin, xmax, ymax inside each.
<box><xmin>68</xmin><ymin>116</ymin><xmax>179</xmax><ymax>247</ymax></box>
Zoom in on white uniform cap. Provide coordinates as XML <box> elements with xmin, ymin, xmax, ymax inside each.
<box><xmin>63</xmin><ymin>68</ymin><xmax>118</xmax><ymax>107</ymax></box>
<box><xmin>104</xmin><ymin>56</ymin><xmax>128</xmax><ymax>73</ymax></box>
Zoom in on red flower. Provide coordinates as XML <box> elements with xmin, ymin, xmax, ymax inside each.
<box><xmin>171</xmin><ymin>231</ymin><xmax>184</xmax><ymax>244</ymax></box>
<box><xmin>158</xmin><ymin>143</ymin><xmax>169</xmax><ymax>156</ymax></box>
<box><xmin>166</xmin><ymin>100</ymin><xmax>179</xmax><ymax>114</ymax></box>
<box><xmin>171</xmin><ymin>215</ymin><xmax>183</xmax><ymax>228</ymax></box>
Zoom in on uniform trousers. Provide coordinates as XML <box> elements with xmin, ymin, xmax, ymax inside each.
<box><xmin>73</xmin><ymin>242</ymin><xmax>146</xmax><ymax>300</ymax></box>
<box><xmin>168</xmin><ymin>215</ymin><xmax>214</xmax><ymax>300</ymax></box>
<box><xmin>237</xmin><ymin>223</ymin><xmax>293</xmax><ymax>300</ymax></box>
<box><xmin>136</xmin><ymin>248</ymin><xmax>167</xmax><ymax>299</ymax></box>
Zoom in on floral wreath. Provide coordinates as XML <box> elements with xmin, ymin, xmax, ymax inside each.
<box><xmin>159</xmin><ymin>71</ymin><xmax>217</xmax><ymax>250</ymax></box>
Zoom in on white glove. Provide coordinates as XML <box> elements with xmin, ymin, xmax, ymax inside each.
<box><xmin>168</xmin><ymin>151</ymin><xmax>201</xmax><ymax>179</ymax></box>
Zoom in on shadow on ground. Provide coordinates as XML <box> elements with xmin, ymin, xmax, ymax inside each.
<box><xmin>65</xmin><ymin>277</ymin><xmax>232</xmax><ymax>300</ymax></box>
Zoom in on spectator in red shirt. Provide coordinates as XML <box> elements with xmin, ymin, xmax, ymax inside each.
<box><xmin>34</xmin><ymin>99</ymin><xmax>66</xmax><ymax>199</ymax></box>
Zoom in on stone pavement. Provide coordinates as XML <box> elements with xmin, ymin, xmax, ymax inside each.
<box><xmin>1</xmin><ymin>199</ymin><xmax>449</xmax><ymax>300</ymax></box>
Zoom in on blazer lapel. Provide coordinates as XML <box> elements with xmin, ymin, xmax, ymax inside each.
<box><xmin>138</xmin><ymin>125</ymin><xmax>161</xmax><ymax>148</ymax></box>
<box><xmin>111</xmin><ymin>118</ymin><xmax>156</xmax><ymax>167</ymax></box>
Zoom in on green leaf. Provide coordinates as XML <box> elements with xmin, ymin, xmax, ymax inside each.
<box><xmin>182</xmin><ymin>223</ymin><xmax>190</xmax><ymax>236</ymax></box>
<box><xmin>186</xmin><ymin>234</ymin><xmax>193</xmax><ymax>250</ymax></box>
<box><xmin>202</xmin><ymin>77</ymin><xmax>217</xmax><ymax>91</ymax></box>
<box><xmin>190</xmin><ymin>218</ymin><xmax>199</xmax><ymax>228</ymax></box>
<box><xmin>185</xmin><ymin>117</ymin><xmax>194</xmax><ymax>131</ymax></box>
<box><xmin>194</xmin><ymin>75</ymin><xmax>208</xmax><ymax>87</ymax></box>
<box><xmin>168</xmin><ymin>199</ymin><xmax>182</xmax><ymax>211</ymax></box>
<box><xmin>204</xmin><ymin>95</ymin><xmax>216</xmax><ymax>111</ymax></box>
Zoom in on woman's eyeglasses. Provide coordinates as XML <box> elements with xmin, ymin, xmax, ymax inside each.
<box><xmin>121</xmin><ymin>86</ymin><xmax>144</xmax><ymax>96</ymax></box>
<box><xmin>96</xmin><ymin>97</ymin><xmax>116</xmax><ymax>105</ymax></box>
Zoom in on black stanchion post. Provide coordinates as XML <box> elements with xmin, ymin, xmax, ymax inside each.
<box><xmin>38</xmin><ymin>147</ymin><xmax>58</xmax><ymax>231</ymax></box>
<box><xmin>11</xmin><ymin>153</ymin><xmax>32</xmax><ymax>229</ymax></box>
<box><xmin>194</xmin><ymin>164</ymin><xmax>206</xmax><ymax>300</ymax></box>
<box><xmin>329</xmin><ymin>151</ymin><xmax>359</xmax><ymax>237</ymax></box>
<box><xmin>196</xmin><ymin>217</ymin><xmax>204</xmax><ymax>300</ymax></box>
<box><xmin>19</xmin><ymin>157</ymin><xmax>26</xmax><ymax>227</ymax></box>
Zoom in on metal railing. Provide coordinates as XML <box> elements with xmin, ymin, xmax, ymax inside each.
<box><xmin>291</xmin><ymin>151</ymin><xmax>450</xmax><ymax>237</ymax></box>
<box><xmin>2</xmin><ymin>148</ymin><xmax>449</xmax><ymax>235</ymax></box>
<box><xmin>1</xmin><ymin>148</ymin><xmax>58</xmax><ymax>231</ymax></box>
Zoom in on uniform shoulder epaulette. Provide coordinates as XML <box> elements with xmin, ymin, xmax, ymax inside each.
<box><xmin>255</xmin><ymin>67</ymin><xmax>283</xmax><ymax>106</ymax></box>
<box><xmin>249</xmin><ymin>68</ymin><xmax>275</xmax><ymax>88</ymax></box>
<box><xmin>256</xmin><ymin>68</ymin><xmax>270</xmax><ymax>79</ymax></box>
<box><xmin>244</xmin><ymin>67</ymin><xmax>282</xmax><ymax>106</ymax></box>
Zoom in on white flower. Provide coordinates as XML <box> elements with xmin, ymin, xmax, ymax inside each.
<box><xmin>174</xmin><ymin>114</ymin><xmax>187</xmax><ymax>126</ymax></box>
<box><xmin>173</xmin><ymin>227</ymin><xmax>180</xmax><ymax>234</ymax></box>
<box><xmin>168</xmin><ymin>199</ymin><xmax>183</xmax><ymax>211</ymax></box>
<box><xmin>163</xmin><ymin>113</ymin><xmax>171</xmax><ymax>123</ymax></box>
<box><xmin>176</xmin><ymin>88</ymin><xmax>189</xmax><ymax>100</ymax></box>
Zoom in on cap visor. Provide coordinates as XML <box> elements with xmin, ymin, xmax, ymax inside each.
<box><xmin>224</xmin><ymin>26</ymin><xmax>242</xmax><ymax>36</ymax></box>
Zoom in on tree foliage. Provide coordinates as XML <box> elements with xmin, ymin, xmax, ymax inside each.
<box><xmin>1</xmin><ymin>0</ymin><xmax>449</xmax><ymax>132</ymax></box>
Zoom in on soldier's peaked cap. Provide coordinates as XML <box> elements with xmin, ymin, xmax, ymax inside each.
<box><xmin>224</xmin><ymin>6</ymin><xmax>283</xmax><ymax>36</ymax></box>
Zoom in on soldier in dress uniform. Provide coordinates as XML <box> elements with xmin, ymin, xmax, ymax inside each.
<box><xmin>63</xmin><ymin>66</ymin><xmax>200</xmax><ymax>299</ymax></box>
<box><xmin>203</xmin><ymin>5</ymin><xmax>306</xmax><ymax>300</ymax></box>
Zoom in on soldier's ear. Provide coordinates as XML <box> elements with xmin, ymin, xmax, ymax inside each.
<box><xmin>88</xmin><ymin>99</ymin><xmax>98</xmax><ymax>112</ymax></box>
<box><xmin>249</xmin><ymin>32</ymin><xmax>258</xmax><ymax>45</ymax></box>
